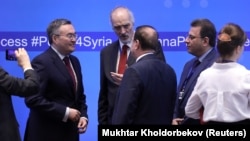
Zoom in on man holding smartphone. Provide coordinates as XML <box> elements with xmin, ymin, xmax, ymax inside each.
<box><xmin>0</xmin><ymin>48</ymin><xmax>39</xmax><ymax>141</ymax></box>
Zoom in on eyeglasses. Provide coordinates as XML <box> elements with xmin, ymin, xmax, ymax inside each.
<box><xmin>55</xmin><ymin>33</ymin><xmax>78</xmax><ymax>40</ymax></box>
<box><xmin>186</xmin><ymin>34</ymin><xmax>203</xmax><ymax>40</ymax></box>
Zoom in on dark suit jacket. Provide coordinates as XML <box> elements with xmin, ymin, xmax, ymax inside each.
<box><xmin>112</xmin><ymin>54</ymin><xmax>177</xmax><ymax>124</ymax></box>
<box><xmin>0</xmin><ymin>67</ymin><xmax>39</xmax><ymax>141</ymax></box>
<box><xmin>98</xmin><ymin>40</ymin><xmax>166</xmax><ymax>124</ymax></box>
<box><xmin>173</xmin><ymin>48</ymin><xmax>218</xmax><ymax>124</ymax></box>
<box><xmin>24</xmin><ymin>47</ymin><xmax>88</xmax><ymax>141</ymax></box>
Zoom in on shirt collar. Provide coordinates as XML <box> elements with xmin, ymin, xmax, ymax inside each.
<box><xmin>51</xmin><ymin>46</ymin><xmax>67</xmax><ymax>60</ymax></box>
<box><xmin>136</xmin><ymin>52</ymin><xmax>154</xmax><ymax>62</ymax></box>
<box><xmin>198</xmin><ymin>47</ymin><xmax>213</xmax><ymax>62</ymax></box>
<box><xmin>119</xmin><ymin>40</ymin><xmax>132</xmax><ymax>50</ymax></box>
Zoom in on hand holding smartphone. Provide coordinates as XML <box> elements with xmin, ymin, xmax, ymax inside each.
<box><xmin>6</xmin><ymin>48</ymin><xmax>32</xmax><ymax>70</ymax></box>
<box><xmin>6</xmin><ymin>49</ymin><xmax>17</xmax><ymax>61</ymax></box>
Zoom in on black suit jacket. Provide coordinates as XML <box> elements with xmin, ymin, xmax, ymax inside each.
<box><xmin>24</xmin><ymin>47</ymin><xmax>88</xmax><ymax>141</ymax></box>
<box><xmin>98</xmin><ymin>40</ymin><xmax>166</xmax><ymax>124</ymax></box>
<box><xmin>173</xmin><ymin>48</ymin><xmax>218</xmax><ymax>124</ymax></box>
<box><xmin>112</xmin><ymin>54</ymin><xmax>177</xmax><ymax>124</ymax></box>
<box><xmin>0</xmin><ymin>67</ymin><xmax>39</xmax><ymax>141</ymax></box>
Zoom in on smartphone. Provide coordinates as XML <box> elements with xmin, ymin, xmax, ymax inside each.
<box><xmin>5</xmin><ymin>49</ymin><xmax>17</xmax><ymax>61</ymax></box>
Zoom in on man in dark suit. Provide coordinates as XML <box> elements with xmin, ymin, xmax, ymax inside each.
<box><xmin>111</xmin><ymin>25</ymin><xmax>176</xmax><ymax>124</ymax></box>
<box><xmin>24</xmin><ymin>19</ymin><xmax>88</xmax><ymax>141</ymax></box>
<box><xmin>98</xmin><ymin>6</ymin><xmax>166</xmax><ymax>125</ymax></box>
<box><xmin>172</xmin><ymin>18</ymin><xmax>218</xmax><ymax>125</ymax></box>
<box><xmin>0</xmin><ymin>48</ymin><xmax>39</xmax><ymax>141</ymax></box>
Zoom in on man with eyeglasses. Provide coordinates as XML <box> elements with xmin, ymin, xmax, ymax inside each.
<box><xmin>98</xmin><ymin>6</ymin><xmax>166</xmax><ymax>125</ymax></box>
<box><xmin>24</xmin><ymin>18</ymin><xmax>88</xmax><ymax>141</ymax></box>
<box><xmin>172</xmin><ymin>18</ymin><xmax>218</xmax><ymax>125</ymax></box>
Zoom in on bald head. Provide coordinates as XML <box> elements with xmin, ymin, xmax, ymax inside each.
<box><xmin>110</xmin><ymin>6</ymin><xmax>134</xmax><ymax>26</ymax></box>
<box><xmin>134</xmin><ymin>25</ymin><xmax>159</xmax><ymax>51</ymax></box>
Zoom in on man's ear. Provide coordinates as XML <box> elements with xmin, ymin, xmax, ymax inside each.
<box><xmin>134</xmin><ymin>39</ymin><xmax>140</xmax><ymax>50</ymax></box>
<box><xmin>202</xmin><ymin>37</ymin><xmax>209</xmax><ymax>46</ymax></box>
<box><xmin>52</xmin><ymin>34</ymin><xmax>59</xmax><ymax>44</ymax></box>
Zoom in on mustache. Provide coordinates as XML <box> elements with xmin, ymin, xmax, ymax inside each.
<box><xmin>120</xmin><ymin>34</ymin><xmax>128</xmax><ymax>38</ymax></box>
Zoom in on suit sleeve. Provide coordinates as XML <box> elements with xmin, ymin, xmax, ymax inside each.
<box><xmin>98</xmin><ymin>50</ymin><xmax>109</xmax><ymax>124</ymax></box>
<box><xmin>112</xmin><ymin>68</ymin><xmax>141</xmax><ymax>124</ymax></box>
<box><xmin>24</xmin><ymin>57</ymin><xmax>67</xmax><ymax>121</ymax></box>
<box><xmin>0</xmin><ymin>67</ymin><xmax>39</xmax><ymax>97</ymax></box>
<box><xmin>74</xmin><ymin>57</ymin><xmax>88</xmax><ymax>119</ymax></box>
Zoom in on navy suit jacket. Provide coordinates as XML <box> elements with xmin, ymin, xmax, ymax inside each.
<box><xmin>173</xmin><ymin>48</ymin><xmax>218</xmax><ymax>124</ymax></box>
<box><xmin>0</xmin><ymin>67</ymin><xmax>39</xmax><ymax>141</ymax></box>
<box><xmin>98</xmin><ymin>40</ymin><xmax>166</xmax><ymax>124</ymax></box>
<box><xmin>24</xmin><ymin>47</ymin><xmax>88</xmax><ymax>141</ymax></box>
<box><xmin>112</xmin><ymin>54</ymin><xmax>177</xmax><ymax>124</ymax></box>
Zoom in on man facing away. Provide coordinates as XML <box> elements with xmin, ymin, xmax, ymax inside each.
<box><xmin>112</xmin><ymin>25</ymin><xmax>177</xmax><ymax>124</ymax></box>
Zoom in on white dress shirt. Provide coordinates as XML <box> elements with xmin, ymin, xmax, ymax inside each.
<box><xmin>185</xmin><ymin>62</ymin><xmax>250</xmax><ymax>122</ymax></box>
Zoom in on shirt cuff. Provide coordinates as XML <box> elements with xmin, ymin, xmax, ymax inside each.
<box><xmin>24</xmin><ymin>67</ymin><xmax>33</xmax><ymax>72</ymax></box>
<box><xmin>62</xmin><ymin>107</ymin><xmax>70</xmax><ymax>122</ymax></box>
<box><xmin>81</xmin><ymin>117</ymin><xmax>88</xmax><ymax>123</ymax></box>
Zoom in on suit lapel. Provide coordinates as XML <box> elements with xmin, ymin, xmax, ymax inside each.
<box><xmin>177</xmin><ymin>62</ymin><xmax>192</xmax><ymax>92</ymax></box>
<box><xmin>103</xmin><ymin>41</ymin><xmax>119</xmax><ymax>83</ymax></box>
<box><xmin>48</xmin><ymin>48</ymin><xmax>75</xmax><ymax>97</ymax></box>
<box><xmin>109</xmin><ymin>42</ymin><xmax>119</xmax><ymax>73</ymax></box>
<box><xmin>181</xmin><ymin>48</ymin><xmax>218</xmax><ymax>101</ymax></box>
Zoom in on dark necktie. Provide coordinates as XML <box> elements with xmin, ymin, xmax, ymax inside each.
<box><xmin>118</xmin><ymin>45</ymin><xmax>128</xmax><ymax>74</ymax></box>
<box><xmin>63</xmin><ymin>57</ymin><xmax>76</xmax><ymax>92</ymax></box>
<box><xmin>190</xmin><ymin>59</ymin><xmax>205</xmax><ymax>124</ymax></box>
<box><xmin>186</xmin><ymin>59</ymin><xmax>201</xmax><ymax>82</ymax></box>
<box><xmin>185</xmin><ymin>59</ymin><xmax>200</xmax><ymax>87</ymax></box>
<box><xmin>191</xmin><ymin>59</ymin><xmax>201</xmax><ymax>73</ymax></box>
<box><xmin>179</xmin><ymin>59</ymin><xmax>201</xmax><ymax>100</ymax></box>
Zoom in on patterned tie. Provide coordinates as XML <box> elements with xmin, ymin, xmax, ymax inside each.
<box><xmin>63</xmin><ymin>57</ymin><xmax>76</xmax><ymax>92</ymax></box>
<box><xmin>118</xmin><ymin>45</ymin><xmax>128</xmax><ymax>74</ymax></box>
